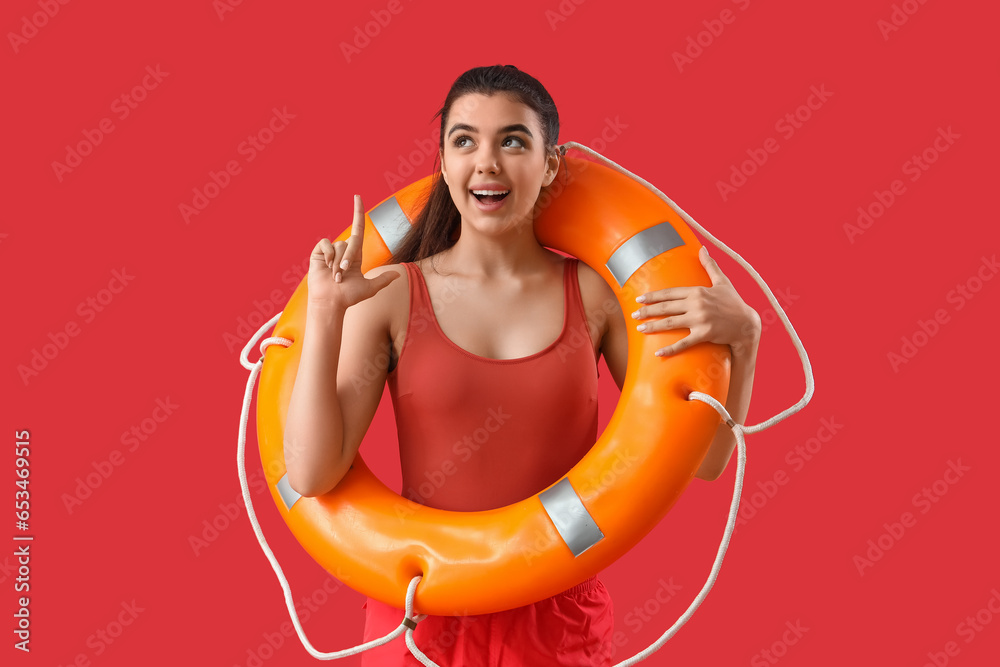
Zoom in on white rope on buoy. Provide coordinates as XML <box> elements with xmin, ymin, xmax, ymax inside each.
<box><xmin>236</xmin><ymin>319</ymin><xmax>430</xmax><ymax>661</ymax></box>
<box><xmin>236</xmin><ymin>142</ymin><xmax>815</xmax><ymax>665</ymax></box>
<box><xmin>610</xmin><ymin>391</ymin><xmax>745</xmax><ymax>667</ymax></box>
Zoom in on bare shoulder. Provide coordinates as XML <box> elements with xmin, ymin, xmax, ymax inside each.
<box><xmin>363</xmin><ymin>263</ymin><xmax>407</xmax><ymax>279</ymax></box>
<box><xmin>575</xmin><ymin>258</ymin><xmax>623</xmax><ymax>334</ymax></box>
<box><xmin>359</xmin><ymin>263</ymin><xmax>408</xmax><ymax>316</ymax></box>
<box><xmin>574</xmin><ymin>258</ymin><xmax>628</xmax><ymax>388</ymax></box>
<box><xmin>357</xmin><ymin>264</ymin><xmax>409</xmax><ymax>357</ymax></box>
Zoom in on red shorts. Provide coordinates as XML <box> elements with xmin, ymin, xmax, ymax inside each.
<box><xmin>360</xmin><ymin>575</ymin><xmax>615</xmax><ymax>667</ymax></box>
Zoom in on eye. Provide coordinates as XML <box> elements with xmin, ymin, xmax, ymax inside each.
<box><xmin>503</xmin><ymin>136</ymin><xmax>525</xmax><ymax>148</ymax></box>
<box><xmin>452</xmin><ymin>135</ymin><xmax>473</xmax><ymax>148</ymax></box>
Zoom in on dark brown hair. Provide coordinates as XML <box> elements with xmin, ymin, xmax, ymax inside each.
<box><xmin>388</xmin><ymin>65</ymin><xmax>562</xmax><ymax>265</ymax></box>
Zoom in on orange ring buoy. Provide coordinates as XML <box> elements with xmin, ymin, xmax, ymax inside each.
<box><xmin>256</xmin><ymin>155</ymin><xmax>730</xmax><ymax>616</ymax></box>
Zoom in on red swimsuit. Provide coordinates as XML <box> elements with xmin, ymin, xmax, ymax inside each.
<box><xmin>361</xmin><ymin>258</ymin><xmax>615</xmax><ymax>667</ymax></box>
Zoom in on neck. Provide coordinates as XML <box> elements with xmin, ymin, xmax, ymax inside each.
<box><xmin>439</xmin><ymin>218</ymin><xmax>554</xmax><ymax>280</ymax></box>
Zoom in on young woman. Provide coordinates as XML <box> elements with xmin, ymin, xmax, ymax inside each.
<box><xmin>284</xmin><ymin>65</ymin><xmax>762</xmax><ymax>666</ymax></box>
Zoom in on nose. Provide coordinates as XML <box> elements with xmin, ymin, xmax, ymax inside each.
<box><xmin>475</xmin><ymin>145</ymin><xmax>500</xmax><ymax>174</ymax></box>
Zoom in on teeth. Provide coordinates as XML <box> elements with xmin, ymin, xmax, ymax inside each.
<box><xmin>471</xmin><ymin>189</ymin><xmax>509</xmax><ymax>195</ymax></box>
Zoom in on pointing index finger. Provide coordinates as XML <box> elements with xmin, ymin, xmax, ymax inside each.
<box><xmin>352</xmin><ymin>194</ymin><xmax>365</xmax><ymax>238</ymax></box>
<box><xmin>341</xmin><ymin>194</ymin><xmax>365</xmax><ymax>270</ymax></box>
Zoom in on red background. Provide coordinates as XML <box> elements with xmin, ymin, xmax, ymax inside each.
<box><xmin>4</xmin><ymin>0</ymin><xmax>998</xmax><ymax>665</ymax></box>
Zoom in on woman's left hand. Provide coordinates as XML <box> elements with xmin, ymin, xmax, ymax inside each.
<box><xmin>631</xmin><ymin>246</ymin><xmax>761</xmax><ymax>358</ymax></box>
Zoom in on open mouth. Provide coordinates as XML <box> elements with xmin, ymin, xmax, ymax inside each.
<box><xmin>471</xmin><ymin>189</ymin><xmax>510</xmax><ymax>204</ymax></box>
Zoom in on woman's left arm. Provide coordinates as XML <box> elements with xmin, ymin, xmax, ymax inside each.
<box><xmin>630</xmin><ymin>246</ymin><xmax>762</xmax><ymax>481</ymax></box>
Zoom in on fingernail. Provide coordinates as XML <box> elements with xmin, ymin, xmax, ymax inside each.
<box><xmin>631</xmin><ymin>310</ymin><xmax>640</xmax><ymax>319</ymax></box>
<box><xmin>341</xmin><ymin>259</ymin><xmax>350</xmax><ymax>270</ymax></box>
<box><xmin>334</xmin><ymin>272</ymin><xmax>342</xmax><ymax>283</ymax></box>
<box><xmin>637</xmin><ymin>324</ymin><xmax>647</xmax><ymax>332</ymax></box>
<box><xmin>635</xmin><ymin>295</ymin><xmax>646</xmax><ymax>303</ymax></box>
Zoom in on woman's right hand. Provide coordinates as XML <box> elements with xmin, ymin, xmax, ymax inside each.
<box><xmin>307</xmin><ymin>195</ymin><xmax>400</xmax><ymax>311</ymax></box>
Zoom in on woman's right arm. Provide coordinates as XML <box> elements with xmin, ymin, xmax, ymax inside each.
<box><xmin>283</xmin><ymin>195</ymin><xmax>400</xmax><ymax>497</ymax></box>
<box><xmin>283</xmin><ymin>301</ymin><xmax>349</xmax><ymax>497</ymax></box>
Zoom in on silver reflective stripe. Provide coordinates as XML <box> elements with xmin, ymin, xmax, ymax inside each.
<box><xmin>368</xmin><ymin>196</ymin><xmax>412</xmax><ymax>256</ymax></box>
<box><xmin>605</xmin><ymin>221</ymin><xmax>685</xmax><ymax>288</ymax></box>
<box><xmin>538</xmin><ymin>478</ymin><xmax>604</xmax><ymax>557</ymax></box>
<box><xmin>276</xmin><ymin>474</ymin><xmax>302</xmax><ymax>510</ymax></box>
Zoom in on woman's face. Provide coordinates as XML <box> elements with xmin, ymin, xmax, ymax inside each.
<box><xmin>439</xmin><ymin>92</ymin><xmax>559</xmax><ymax>236</ymax></box>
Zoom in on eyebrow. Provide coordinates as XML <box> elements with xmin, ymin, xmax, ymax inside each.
<box><xmin>447</xmin><ymin>123</ymin><xmax>534</xmax><ymax>139</ymax></box>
